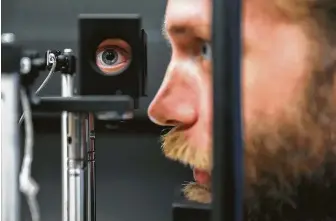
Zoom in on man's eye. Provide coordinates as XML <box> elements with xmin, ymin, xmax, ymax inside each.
<box><xmin>201</xmin><ymin>42</ymin><xmax>212</xmax><ymax>60</ymax></box>
<box><xmin>95</xmin><ymin>39</ymin><xmax>132</xmax><ymax>76</ymax></box>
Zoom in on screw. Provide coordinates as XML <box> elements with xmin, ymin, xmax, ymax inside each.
<box><xmin>89</xmin><ymin>131</ymin><xmax>95</xmax><ymax>140</ymax></box>
<box><xmin>64</xmin><ymin>48</ymin><xmax>73</xmax><ymax>54</ymax></box>
<box><xmin>1</xmin><ymin>33</ymin><xmax>15</xmax><ymax>44</ymax></box>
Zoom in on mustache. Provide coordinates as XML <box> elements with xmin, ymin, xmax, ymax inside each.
<box><xmin>160</xmin><ymin>127</ymin><xmax>212</xmax><ymax>171</ymax></box>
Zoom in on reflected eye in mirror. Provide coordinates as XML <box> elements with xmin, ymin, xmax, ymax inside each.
<box><xmin>95</xmin><ymin>39</ymin><xmax>132</xmax><ymax>75</ymax></box>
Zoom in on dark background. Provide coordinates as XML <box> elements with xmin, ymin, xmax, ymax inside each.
<box><xmin>2</xmin><ymin>0</ymin><xmax>193</xmax><ymax>220</ymax></box>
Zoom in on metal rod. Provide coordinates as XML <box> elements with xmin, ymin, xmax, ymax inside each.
<box><xmin>62</xmin><ymin>74</ymin><xmax>73</xmax><ymax>221</ymax></box>
<box><xmin>211</xmin><ymin>0</ymin><xmax>243</xmax><ymax>221</ymax></box>
<box><xmin>1</xmin><ymin>71</ymin><xmax>20</xmax><ymax>221</ymax></box>
<box><xmin>62</xmin><ymin>72</ymin><xmax>86</xmax><ymax>221</ymax></box>
<box><xmin>86</xmin><ymin>113</ymin><xmax>96</xmax><ymax>221</ymax></box>
<box><xmin>68</xmin><ymin>112</ymin><xmax>86</xmax><ymax>221</ymax></box>
<box><xmin>1</xmin><ymin>33</ymin><xmax>21</xmax><ymax>221</ymax></box>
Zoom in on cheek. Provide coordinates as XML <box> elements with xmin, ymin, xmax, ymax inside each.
<box><xmin>242</xmin><ymin>25</ymin><xmax>311</xmax><ymax>123</ymax></box>
<box><xmin>182</xmin><ymin>59</ymin><xmax>212</xmax><ymax>150</ymax></box>
<box><xmin>243</xmin><ymin>56</ymin><xmax>305</xmax><ymax>123</ymax></box>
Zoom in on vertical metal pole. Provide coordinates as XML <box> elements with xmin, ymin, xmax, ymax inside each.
<box><xmin>62</xmin><ymin>73</ymin><xmax>86</xmax><ymax>221</ymax></box>
<box><xmin>1</xmin><ymin>74</ymin><xmax>20</xmax><ymax>221</ymax></box>
<box><xmin>1</xmin><ymin>33</ymin><xmax>21</xmax><ymax>221</ymax></box>
<box><xmin>211</xmin><ymin>0</ymin><xmax>243</xmax><ymax>221</ymax></box>
<box><xmin>68</xmin><ymin>113</ymin><xmax>86</xmax><ymax>221</ymax></box>
<box><xmin>62</xmin><ymin>74</ymin><xmax>72</xmax><ymax>221</ymax></box>
<box><xmin>61</xmin><ymin>48</ymin><xmax>86</xmax><ymax>221</ymax></box>
<box><xmin>86</xmin><ymin>113</ymin><xmax>96</xmax><ymax>221</ymax></box>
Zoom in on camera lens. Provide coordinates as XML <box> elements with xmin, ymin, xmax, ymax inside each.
<box><xmin>102</xmin><ymin>49</ymin><xmax>118</xmax><ymax>65</ymax></box>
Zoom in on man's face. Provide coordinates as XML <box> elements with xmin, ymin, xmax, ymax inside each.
<box><xmin>148</xmin><ymin>0</ymin><xmax>335</xmax><ymax>203</ymax></box>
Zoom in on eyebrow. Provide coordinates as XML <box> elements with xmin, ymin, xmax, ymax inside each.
<box><xmin>163</xmin><ymin>24</ymin><xmax>193</xmax><ymax>38</ymax></box>
<box><xmin>161</xmin><ymin>20</ymin><xmax>210</xmax><ymax>44</ymax></box>
<box><xmin>161</xmin><ymin>22</ymin><xmax>170</xmax><ymax>42</ymax></box>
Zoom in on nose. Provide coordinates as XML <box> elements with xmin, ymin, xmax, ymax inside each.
<box><xmin>148</xmin><ymin>61</ymin><xmax>199</xmax><ymax>126</ymax></box>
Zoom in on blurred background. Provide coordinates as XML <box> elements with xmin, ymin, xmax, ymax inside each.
<box><xmin>2</xmin><ymin>0</ymin><xmax>193</xmax><ymax>220</ymax></box>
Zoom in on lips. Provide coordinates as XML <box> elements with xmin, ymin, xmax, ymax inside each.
<box><xmin>193</xmin><ymin>168</ymin><xmax>211</xmax><ymax>185</ymax></box>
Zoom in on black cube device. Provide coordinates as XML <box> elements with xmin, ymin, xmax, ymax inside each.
<box><xmin>78</xmin><ymin>14</ymin><xmax>147</xmax><ymax>108</ymax></box>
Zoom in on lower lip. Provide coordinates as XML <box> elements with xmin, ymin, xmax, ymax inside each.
<box><xmin>193</xmin><ymin>169</ymin><xmax>211</xmax><ymax>185</ymax></box>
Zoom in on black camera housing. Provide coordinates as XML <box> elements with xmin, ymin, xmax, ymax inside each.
<box><xmin>78</xmin><ymin>14</ymin><xmax>147</xmax><ymax>108</ymax></box>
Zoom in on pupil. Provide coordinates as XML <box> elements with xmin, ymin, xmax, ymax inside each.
<box><xmin>202</xmin><ymin>44</ymin><xmax>208</xmax><ymax>55</ymax></box>
<box><xmin>105</xmin><ymin>51</ymin><xmax>115</xmax><ymax>61</ymax></box>
<box><xmin>102</xmin><ymin>50</ymin><xmax>117</xmax><ymax>65</ymax></box>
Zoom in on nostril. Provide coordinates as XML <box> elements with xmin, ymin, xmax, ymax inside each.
<box><xmin>165</xmin><ymin>119</ymin><xmax>180</xmax><ymax>126</ymax></box>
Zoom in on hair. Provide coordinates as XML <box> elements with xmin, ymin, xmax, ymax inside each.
<box><xmin>275</xmin><ymin>0</ymin><xmax>336</xmax><ymax>46</ymax></box>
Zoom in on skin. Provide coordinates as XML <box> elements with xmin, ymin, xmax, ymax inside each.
<box><xmin>148</xmin><ymin>0</ymin><xmax>336</xmax><ymax>204</ymax></box>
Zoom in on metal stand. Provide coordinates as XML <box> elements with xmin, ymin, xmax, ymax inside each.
<box><xmin>62</xmin><ymin>72</ymin><xmax>88</xmax><ymax>221</ymax></box>
<box><xmin>1</xmin><ymin>65</ymin><xmax>21</xmax><ymax>221</ymax></box>
<box><xmin>62</xmin><ymin>73</ymin><xmax>72</xmax><ymax>221</ymax></box>
<box><xmin>61</xmin><ymin>68</ymin><xmax>96</xmax><ymax>221</ymax></box>
<box><xmin>1</xmin><ymin>32</ymin><xmax>133</xmax><ymax>221</ymax></box>
<box><xmin>32</xmin><ymin>93</ymin><xmax>133</xmax><ymax>221</ymax></box>
<box><xmin>67</xmin><ymin>112</ymin><xmax>86</xmax><ymax>221</ymax></box>
<box><xmin>1</xmin><ymin>33</ymin><xmax>21</xmax><ymax>221</ymax></box>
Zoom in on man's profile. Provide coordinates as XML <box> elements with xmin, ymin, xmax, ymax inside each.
<box><xmin>148</xmin><ymin>0</ymin><xmax>336</xmax><ymax>220</ymax></box>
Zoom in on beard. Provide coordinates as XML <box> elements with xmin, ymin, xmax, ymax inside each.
<box><xmin>160</xmin><ymin>62</ymin><xmax>336</xmax><ymax>209</ymax></box>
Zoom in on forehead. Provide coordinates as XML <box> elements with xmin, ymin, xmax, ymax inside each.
<box><xmin>164</xmin><ymin>0</ymin><xmax>211</xmax><ymax>30</ymax></box>
<box><xmin>164</xmin><ymin>0</ymin><xmax>282</xmax><ymax>34</ymax></box>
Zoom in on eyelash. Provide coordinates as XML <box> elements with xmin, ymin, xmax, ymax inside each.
<box><xmin>166</xmin><ymin>37</ymin><xmax>212</xmax><ymax>60</ymax></box>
